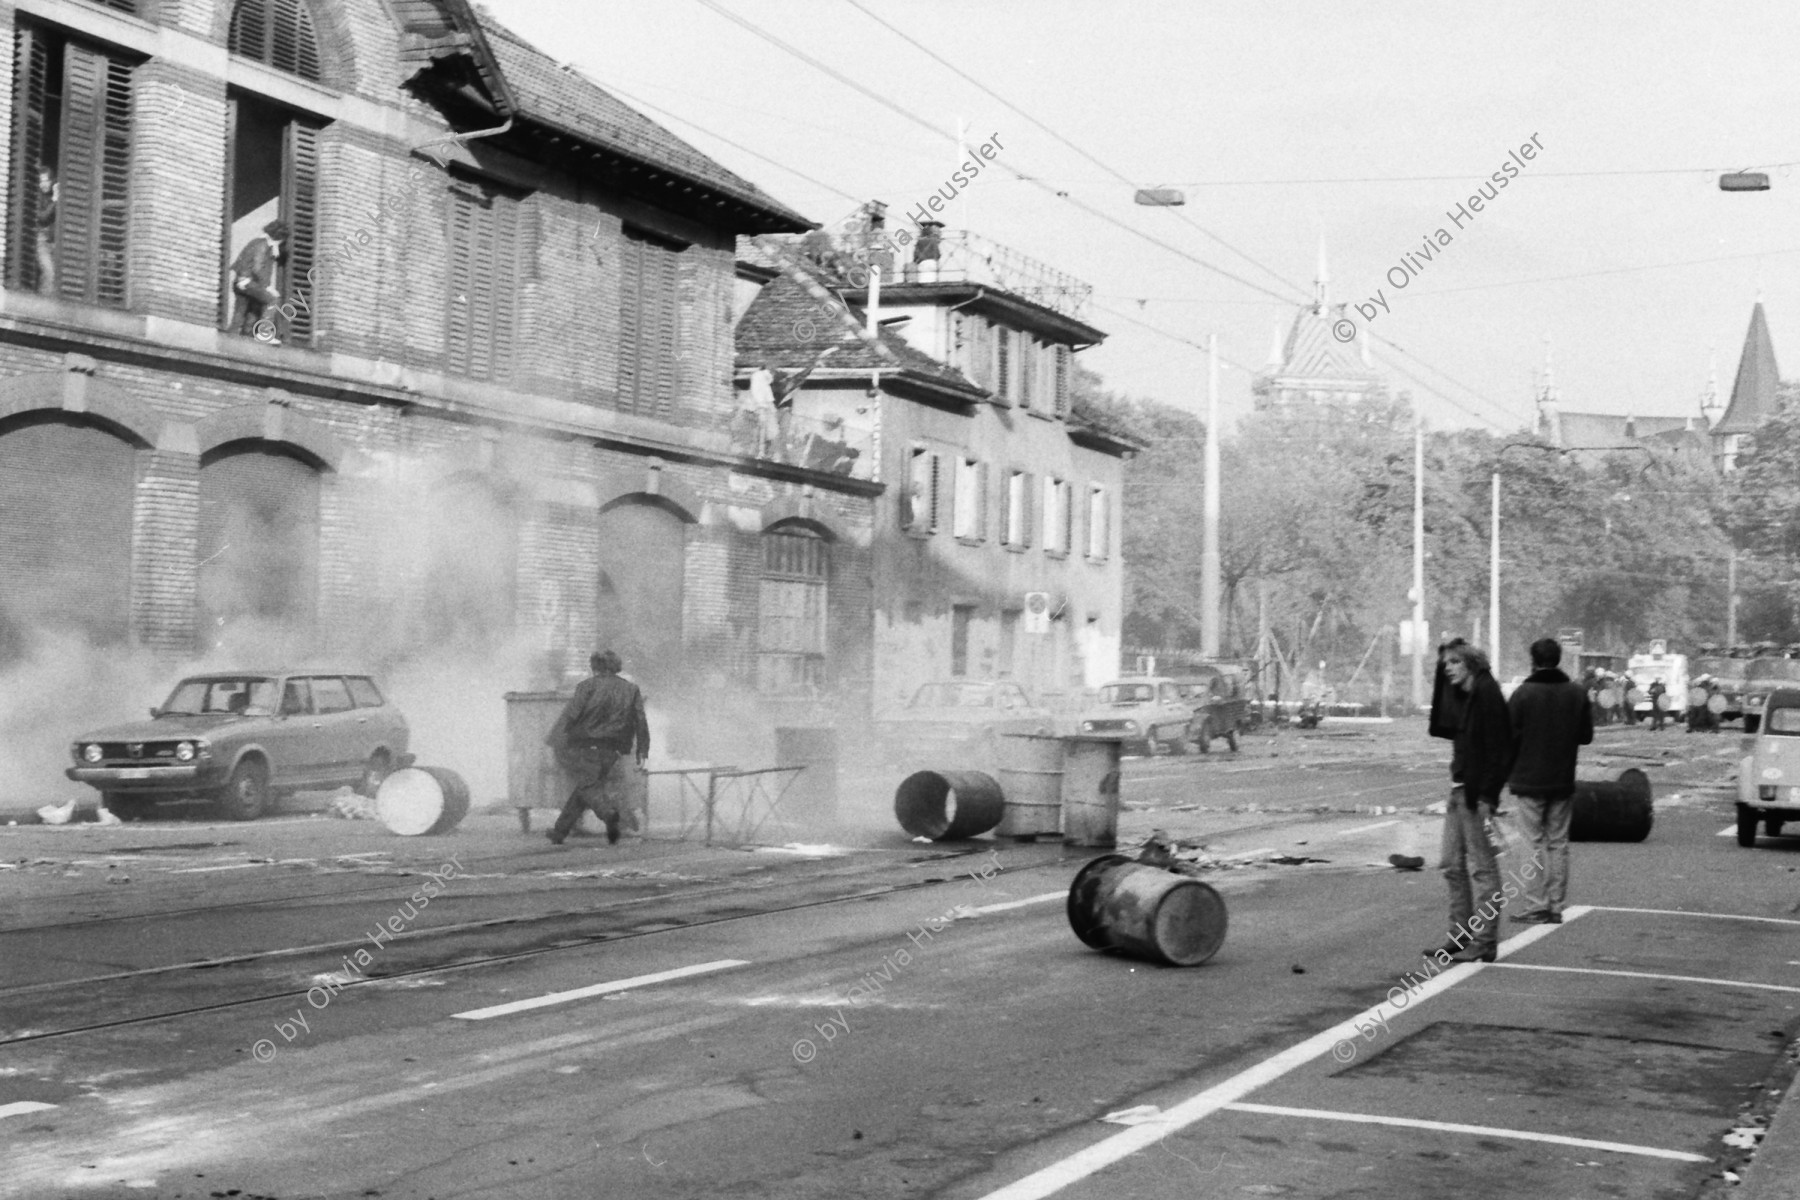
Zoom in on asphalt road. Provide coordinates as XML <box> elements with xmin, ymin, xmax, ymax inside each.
<box><xmin>2</xmin><ymin>721</ymin><xmax>1797</xmax><ymax>1199</ymax></box>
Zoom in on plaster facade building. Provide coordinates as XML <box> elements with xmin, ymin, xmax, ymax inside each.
<box><xmin>735</xmin><ymin>217</ymin><xmax>1131</xmax><ymax>716</ymax></box>
<box><xmin>0</xmin><ymin>0</ymin><xmax>897</xmax><ymax>758</ymax></box>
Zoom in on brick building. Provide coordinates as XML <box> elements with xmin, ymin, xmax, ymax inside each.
<box><xmin>0</xmin><ymin>0</ymin><xmax>890</xmax><ymax>761</ymax></box>
<box><xmin>736</xmin><ymin>216</ymin><xmax>1130</xmax><ymax>716</ymax></box>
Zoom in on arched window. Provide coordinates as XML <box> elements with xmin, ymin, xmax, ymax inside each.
<box><xmin>228</xmin><ymin>0</ymin><xmax>323</xmax><ymax>83</ymax></box>
<box><xmin>759</xmin><ymin>526</ymin><xmax>829</xmax><ymax>694</ymax></box>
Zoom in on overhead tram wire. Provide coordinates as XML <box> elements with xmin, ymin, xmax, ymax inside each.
<box><xmin>839</xmin><ymin>0</ymin><xmax>1308</xmax><ymax>304</ymax></box>
<box><xmin>690</xmin><ymin>0</ymin><xmax>1520</xmax><ymax>429</ymax></box>
<box><xmin>687</xmin><ymin>0</ymin><xmax>1300</xmax><ymax>306</ymax></box>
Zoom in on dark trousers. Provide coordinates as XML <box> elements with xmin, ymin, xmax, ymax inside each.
<box><xmin>551</xmin><ymin>745</ymin><xmax>625</xmax><ymax>843</ymax></box>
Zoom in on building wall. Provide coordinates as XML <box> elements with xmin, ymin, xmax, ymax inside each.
<box><xmin>869</xmin><ymin>387</ymin><xmax>1123</xmax><ymax>715</ymax></box>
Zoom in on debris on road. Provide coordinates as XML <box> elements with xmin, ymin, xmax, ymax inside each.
<box><xmin>1387</xmin><ymin>854</ymin><xmax>1426</xmax><ymax>871</ymax></box>
<box><xmin>1099</xmin><ymin>1105</ymin><xmax>1163</xmax><ymax>1126</ymax></box>
<box><xmin>326</xmin><ymin>787</ymin><xmax>377</xmax><ymax>820</ymax></box>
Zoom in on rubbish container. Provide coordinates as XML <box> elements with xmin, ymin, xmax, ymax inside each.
<box><xmin>894</xmin><ymin>770</ymin><xmax>1004</xmax><ymax>840</ymax></box>
<box><xmin>1066</xmin><ymin>854</ymin><xmax>1228</xmax><ymax>966</ymax></box>
<box><xmin>996</xmin><ymin>733</ymin><xmax>1063</xmax><ymax>839</ymax></box>
<box><xmin>776</xmin><ymin>726</ymin><xmax>838</xmax><ymax>823</ymax></box>
<box><xmin>1570</xmin><ymin>768</ymin><xmax>1653</xmax><ymax>842</ymax></box>
<box><xmin>1061</xmin><ymin>735</ymin><xmax>1124</xmax><ymax>847</ymax></box>
<box><xmin>505</xmin><ymin>690</ymin><xmax>572</xmax><ymax>811</ymax></box>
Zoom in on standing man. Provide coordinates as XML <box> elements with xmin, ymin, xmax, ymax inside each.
<box><xmin>230</xmin><ymin>219</ymin><xmax>288</xmax><ymax>341</ymax></box>
<box><xmin>544</xmin><ymin>650</ymin><xmax>650</xmax><ymax>846</ymax></box>
<box><xmin>1507</xmin><ymin>637</ymin><xmax>1593</xmax><ymax>925</ymax></box>
<box><xmin>1426</xmin><ymin>641</ymin><xmax>1514</xmax><ymax>964</ymax></box>
<box><xmin>1646</xmin><ymin>678</ymin><xmax>1667</xmax><ymax>731</ymax></box>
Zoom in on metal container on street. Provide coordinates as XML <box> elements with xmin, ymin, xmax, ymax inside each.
<box><xmin>996</xmin><ymin>733</ymin><xmax>1063</xmax><ymax>839</ymax></box>
<box><xmin>1066</xmin><ymin>854</ymin><xmax>1228</xmax><ymax>966</ymax></box>
<box><xmin>1570</xmin><ymin>767</ymin><xmax>1653</xmax><ymax>842</ymax></box>
<box><xmin>894</xmin><ymin>770</ymin><xmax>1004</xmax><ymax>840</ymax></box>
<box><xmin>1061</xmin><ymin>734</ymin><xmax>1124</xmax><ymax>847</ymax></box>
<box><xmin>376</xmin><ymin>766</ymin><xmax>471</xmax><ymax>836</ymax></box>
<box><xmin>505</xmin><ymin>690</ymin><xmax>573</xmax><ymax>817</ymax></box>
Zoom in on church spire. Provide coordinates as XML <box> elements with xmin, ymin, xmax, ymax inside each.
<box><xmin>1313</xmin><ymin>235</ymin><xmax>1329</xmax><ymax>313</ymax></box>
<box><xmin>1700</xmin><ymin>341</ymin><xmax>1724</xmax><ymax>427</ymax></box>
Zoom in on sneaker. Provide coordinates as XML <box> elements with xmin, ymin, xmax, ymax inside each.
<box><xmin>605</xmin><ymin>819</ymin><xmax>621</xmax><ymax>845</ymax></box>
<box><xmin>1511</xmin><ymin>910</ymin><xmax>1553</xmax><ymax>925</ymax></box>
<box><xmin>1448</xmin><ymin>944</ymin><xmax>1497</xmax><ymax>963</ymax></box>
<box><xmin>1544</xmin><ymin>912</ymin><xmax>1563</xmax><ymax>924</ymax></box>
<box><xmin>1422</xmin><ymin>942</ymin><xmax>1464</xmax><ymax>958</ymax></box>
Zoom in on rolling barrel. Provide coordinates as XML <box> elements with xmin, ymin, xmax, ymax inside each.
<box><xmin>894</xmin><ymin>770</ymin><xmax>1004</xmax><ymax>840</ymax></box>
<box><xmin>377</xmin><ymin>766</ymin><xmax>471</xmax><ymax>836</ymax></box>
<box><xmin>1066</xmin><ymin>855</ymin><xmax>1228</xmax><ymax>966</ymax></box>
<box><xmin>996</xmin><ymin>734</ymin><xmax>1063</xmax><ymax>838</ymax></box>
<box><xmin>1570</xmin><ymin>767</ymin><xmax>1653</xmax><ymax>843</ymax></box>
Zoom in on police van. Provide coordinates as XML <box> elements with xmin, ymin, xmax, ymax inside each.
<box><xmin>1626</xmin><ymin>640</ymin><xmax>1689</xmax><ymax>721</ymax></box>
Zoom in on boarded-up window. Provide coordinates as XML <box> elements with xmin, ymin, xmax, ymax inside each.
<box><xmin>6</xmin><ymin>24</ymin><xmax>134</xmax><ymax>307</ymax></box>
<box><xmin>446</xmin><ymin>179</ymin><xmax>521</xmax><ymax>381</ymax></box>
<box><xmin>197</xmin><ymin>444</ymin><xmax>321</xmax><ymax>653</ymax></box>
<box><xmin>759</xmin><ymin>527</ymin><xmax>827</xmax><ymax>695</ymax></box>
<box><xmin>596</xmin><ymin>499</ymin><xmax>686</xmax><ymax>683</ymax></box>
<box><xmin>0</xmin><ymin>414</ymin><xmax>135</xmax><ymax>659</ymax></box>
<box><xmin>228</xmin><ymin>0</ymin><xmax>323</xmax><ymax>83</ymax></box>
<box><xmin>617</xmin><ymin>226</ymin><xmax>684</xmax><ymax>417</ymax></box>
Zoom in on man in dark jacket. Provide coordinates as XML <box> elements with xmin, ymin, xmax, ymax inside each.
<box><xmin>544</xmin><ymin>650</ymin><xmax>650</xmax><ymax>845</ymax></box>
<box><xmin>1507</xmin><ymin>637</ymin><xmax>1593</xmax><ymax>924</ymax></box>
<box><xmin>1427</xmin><ymin>641</ymin><xmax>1514</xmax><ymax>963</ymax></box>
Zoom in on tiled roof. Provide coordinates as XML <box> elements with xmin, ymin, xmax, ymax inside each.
<box><xmin>735</xmin><ymin>273</ymin><xmax>984</xmax><ymax>397</ymax></box>
<box><xmin>1273</xmin><ymin>305</ymin><xmax>1378</xmax><ymax>383</ymax></box>
<box><xmin>471</xmin><ymin>8</ymin><xmax>810</xmax><ymax>230</ymax></box>
<box><xmin>1715</xmin><ymin>302</ymin><xmax>1781</xmax><ymax>435</ymax></box>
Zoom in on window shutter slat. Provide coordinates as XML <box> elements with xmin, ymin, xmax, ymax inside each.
<box><xmin>279</xmin><ymin>120</ymin><xmax>320</xmax><ymax>342</ymax></box>
<box><xmin>6</xmin><ymin>25</ymin><xmax>47</xmax><ymax>291</ymax></box>
<box><xmin>977</xmin><ymin>460</ymin><xmax>988</xmax><ymax>542</ymax></box>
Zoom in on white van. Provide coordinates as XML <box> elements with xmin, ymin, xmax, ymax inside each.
<box><xmin>1626</xmin><ymin>646</ymin><xmax>1688</xmax><ymax>720</ymax></box>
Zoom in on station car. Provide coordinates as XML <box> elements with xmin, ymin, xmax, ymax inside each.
<box><xmin>1735</xmin><ymin>685</ymin><xmax>1800</xmax><ymax>847</ymax></box>
<box><xmin>67</xmin><ymin>669</ymin><xmax>411</xmax><ymax>821</ymax></box>
<box><xmin>1077</xmin><ymin>677</ymin><xmax>1197</xmax><ymax>755</ymax></box>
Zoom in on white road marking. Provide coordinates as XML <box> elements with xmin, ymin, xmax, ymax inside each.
<box><xmin>450</xmin><ymin>959</ymin><xmax>750</xmax><ymax>1020</ymax></box>
<box><xmin>1221</xmin><ymin>1103</ymin><xmax>1709</xmax><ymax>1163</ymax></box>
<box><xmin>970</xmin><ymin>891</ymin><xmax>1064</xmax><ymax>915</ymax></box>
<box><xmin>1492</xmin><ymin>962</ymin><xmax>1800</xmax><ymax>994</ymax></box>
<box><xmin>0</xmin><ymin>1101</ymin><xmax>58</xmax><ymax>1119</ymax></box>
<box><xmin>973</xmin><ymin>916</ymin><xmax>1580</xmax><ymax>1200</ymax></box>
<box><xmin>1327</xmin><ymin>819</ymin><xmax>1400</xmax><ymax>838</ymax></box>
<box><xmin>1717</xmin><ymin>824</ymin><xmax>1738</xmax><ymax>837</ymax></box>
<box><xmin>168</xmin><ymin>862</ymin><xmax>268</xmax><ymax>873</ymax></box>
<box><xmin>1588</xmin><ymin>905</ymin><xmax>1800</xmax><ymax>926</ymax></box>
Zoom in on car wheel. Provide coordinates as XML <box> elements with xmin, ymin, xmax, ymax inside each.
<box><xmin>356</xmin><ymin>751</ymin><xmax>392</xmax><ymax>799</ymax></box>
<box><xmin>1767</xmin><ymin>817</ymin><xmax>1787</xmax><ymax>838</ymax></box>
<box><xmin>217</xmin><ymin>758</ymin><xmax>269</xmax><ymax>822</ymax></box>
<box><xmin>103</xmin><ymin>793</ymin><xmax>154</xmax><ymax>821</ymax></box>
<box><xmin>1737</xmin><ymin>803</ymin><xmax>1759</xmax><ymax>848</ymax></box>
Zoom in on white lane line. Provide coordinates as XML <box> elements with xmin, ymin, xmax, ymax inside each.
<box><xmin>1492</xmin><ymin>962</ymin><xmax>1800</xmax><ymax>994</ymax></box>
<box><xmin>1588</xmin><ymin>905</ymin><xmax>1800</xmax><ymax>926</ymax></box>
<box><xmin>1326</xmin><ymin>819</ymin><xmax>1400</xmax><ymax>838</ymax></box>
<box><xmin>451</xmin><ymin>959</ymin><xmax>749</xmax><ymax>1020</ymax></box>
<box><xmin>1716</xmin><ymin>824</ymin><xmax>1737</xmax><ymax>838</ymax></box>
<box><xmin>168</xmin><ymin>862</ymin><xmax>268</xmax><ymax>874</ymax></box>
<box><xmin>971</xmin><ymin>891</ymin><xmax>1064</xmax><ymax>915</ymax></box>
<box><xmin>974</xmin><ymin>916</ymin><xmax>1581</xmax><ymax>1200</ymax></box>
<box><xmin>1221</xmin><ymin>1102</ymin><xmax>1709</xmax><ymax>1163</ymax></box>
<box><xmin>0</xmin><ymin>1101</ymin><xmax>58</xmax><ymax>1119</ymax></box>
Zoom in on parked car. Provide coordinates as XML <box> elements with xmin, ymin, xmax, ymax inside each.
<box><xmin>1169</xmin><ymin>668</ymin><xmax>1250</xmax><ymax>752</ymax></box>
<box><xmin>1734</xmin><ymin>686</ymin><xmax>1800</xmax><ymax>846</ymax></box>
<box><xmin>67</xmin><ymin>669</ymin><xmax>411</xmax><ymax>821</ymax></box>
<box><xmin>875</xmin><ymin>680</ymin><xmax>1055</xmax><ymax>766</ymax></box>
<box><xmin>1077</xmin><ymin>677</ymin><xmax>1196</xmax><ymax>755</ymax></box>
<box><xmin>1742</xmin><ymin>655</ymin><xmax>1800</xmax><ymax>733</ymax></box>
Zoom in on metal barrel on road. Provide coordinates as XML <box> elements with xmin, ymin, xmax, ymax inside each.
<box><xmin>894</xmin><ymin>770</ymin><xmax>1004</xmax><ymax>840</ymax></box>
<box><xmin>1066</xmin><ymin>855</ymin><xmax>1228</xmax><ymax>967</ymax></box>
<box><xmin>995</xmin><ymin>734</ymin><xmax>1063</xmax><ymax>839</ymax></box>
<box><xmin>1570</xmin><ymin>767</ymin><xmax>1653</xmax><ymax>843</ymax></box>
<box><xmin>1061</xmin><ymin>735</ymin><xmax>1124</xmax><ymax>848</ymax></box>
<box><xmin>377</xmin><ymin>766</ymin><xmax>471</xmax><ymax>836</ymax></box>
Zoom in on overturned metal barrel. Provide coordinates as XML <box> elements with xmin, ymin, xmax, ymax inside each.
<box><xmin>1570</xmin><ymin>767</ymin><xmax>1653</xmax><ymax>843</ymax></box>
<box><xmin>1066</xmin><ymin>854</ymin><xmax>1228</xmax><ymax>966</ymax></box>
<box><xmin>377</xmin><ymin>766</ymin><xmax>471</xmax><ymax>836</ymax></box>
<box><xmin>894</xmin><ymin>770</ymin><xmax>1005</xmax><ymax>840</ymax></box>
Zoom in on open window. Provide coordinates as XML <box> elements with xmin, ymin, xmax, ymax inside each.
<box><xmin>5</xmin><ymin>20</ymin><xmax>134</xmax><ymax>306</ymax></box>
<box><xmin>220</xmin><ymin>92</ymin><xmax>321</xmax><ymax>342</ymax></box>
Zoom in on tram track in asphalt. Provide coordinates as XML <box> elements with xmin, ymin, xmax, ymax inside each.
<box><xmin>0</xmin><ymin>848</ymin><xmax>1076</xmax><ymax>1049</ymax></box>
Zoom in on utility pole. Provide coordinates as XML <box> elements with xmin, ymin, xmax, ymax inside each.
<box><xmin>1489</xmin><ymin>471</ymin><xmax>1501</xmax><ymax>676</ymax></box>
<box><xmin>1728</xmin><ymin>547</ymin><xmax>1740</xmax><ymax>645</ymax></box>
<box><xmin>1411</xmin><ymin>419</ymin><xmax>1426</xmax><ymax>710</ymax></box>
<box><xmin>1201</xmin><ymin>333</ymin><xmax>1222</xmax><ymax>659</ymax></box>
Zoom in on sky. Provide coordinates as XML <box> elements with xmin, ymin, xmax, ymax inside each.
<box><xmin>479</xmin><ymin>0</ymin><xmax>1800</xmax><ymax>433</ymax></box>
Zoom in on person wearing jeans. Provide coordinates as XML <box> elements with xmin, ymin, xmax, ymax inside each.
<box><xmin>1427</xmin><ymin>642</ymin><xmax>1514</xmax><ymax>963</ymax></box>
<box><xmin>1507</xmin><ymin>637</ymin><xmax>1594</xmax><ymax>924</ymax></box>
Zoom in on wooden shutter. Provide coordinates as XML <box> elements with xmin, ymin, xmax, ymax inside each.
<box><xmin>446</xmin><ymin>181</ymin><xmax>519</xmax><ymax>381</ymax></box>
<box><xmin>230</xmin><ymin>0</ymin><xmax>322</xmax><ymax>83</ymax></box>
<box><xmin>1020</xmin><ymin>335</ymin><xmax>1035</xmax><ymax>409</ymax></box>
<box><xmin>617</xmin><ymin>232</ymin><xmax>642</xmax><ymax>410</ymax></box>
<box><xmin>617</xmin><ymin>227</ymin><xmax>683</xmax><ymax>418</ymax></box>
<box><xmin>996</xmin><ymin>327</ymin><xmax>1010</xmax><ymax>402</ymax></box>
<box><xmin>6</xmin><ymin>24</ymin><xmax>48</xmax><ymax>292</ymax></box>
<box><xmin>280</xmin><ymin>120</ymin><xmax>320</xmax><ymax>342</ymax></box>
<box><xmin>977</xmin><ymin>460</ymin><xmax>989</xmax><ymax>541</ymax></box>
<box><xmin>1055</xmin><ymin>345</ymin><xmax>1071</xmax><ymax>416</ymax></box>
<box><xmin>1021</xmin><ymin>472</ymin><xmax>1033</xmax><ymax>547</ymax></box>
<box><xmin>57</xmin><ymin>41</ymin><xmax>133</xmax><ymax>308</ymax></box>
